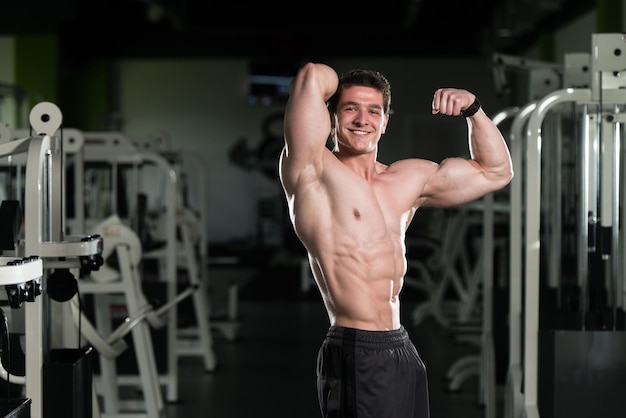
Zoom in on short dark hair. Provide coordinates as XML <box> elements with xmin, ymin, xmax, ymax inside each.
<box><xmin>327</xmin><ymin>69</ymin><xmax>393</xmax><ymax>115</ymax></box>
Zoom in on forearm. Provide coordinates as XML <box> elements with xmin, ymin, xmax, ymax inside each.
<box><xmin>466</xmin><ymin>109</ymin><xmax>513</xmax><ymax>182</ymax></box>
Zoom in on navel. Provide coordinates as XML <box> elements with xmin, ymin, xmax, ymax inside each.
<box><xmin>353</xmin><ymin>208</ymin><xmax>361</xmax><ymax>219</ymax></box>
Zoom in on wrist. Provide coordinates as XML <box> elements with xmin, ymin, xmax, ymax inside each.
<box><xmin>460</xmin><ymin>97</ymin><xmax>481</xmax><ymax>118</ymax></box>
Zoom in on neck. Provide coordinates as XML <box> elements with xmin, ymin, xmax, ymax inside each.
<box><xmin>336</xmin><ymin>150</ymin><xmax>379</xmax><ymax>179</ymax></box>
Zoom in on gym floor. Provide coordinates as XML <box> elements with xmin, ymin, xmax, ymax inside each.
<box><xmin>154</xmin><ymin>263</ymin><xmax>495</xmax><ymax>418</ymax></box>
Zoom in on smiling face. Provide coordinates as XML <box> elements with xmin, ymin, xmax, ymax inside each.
<box><xmin>332</xmin><ymin>86</ymin><xmax>389</xmax><ymax>155</ymax></box>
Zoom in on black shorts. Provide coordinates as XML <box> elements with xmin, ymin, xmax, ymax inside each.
<box><xmin>316</xmin><ymin>326</ymin><xmax>430</xmax><ymax>418</ymax></box>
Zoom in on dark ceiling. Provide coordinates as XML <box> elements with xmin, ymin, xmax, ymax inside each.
<box><xmin>3</xmin><ymin>0</ymin><xmax>595</xmax><ymax>60</ymax></box>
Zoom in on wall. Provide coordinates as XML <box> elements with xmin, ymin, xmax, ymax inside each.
<box><xmin>0</xmin><ymin>37</ymin><xmax>16</xmax><ymax>127</ymax></box>
<box><xmin>0</xmin><ymin>35</ymin><xmax>57</xmax><ymax>129</ymax></box>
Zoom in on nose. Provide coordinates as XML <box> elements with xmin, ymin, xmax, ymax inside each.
<box><xmin>353</xmin><ymin>109</ymin><xmax>367</xmax><ymax>125</ymax></box>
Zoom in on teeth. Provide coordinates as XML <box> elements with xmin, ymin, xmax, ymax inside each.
<box><xmin>353</xmin><ymin>130</ymin><xmax>368</xmax><ymax>135</ymax></box>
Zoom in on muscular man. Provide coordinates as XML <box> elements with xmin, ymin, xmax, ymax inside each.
<box><xmin>279</xmin><ymin>62</ymin><xmax>513</xmax><ymax>418</ymax></box>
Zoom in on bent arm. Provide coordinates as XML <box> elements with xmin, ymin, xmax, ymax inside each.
<box><xmin>467</xmin><ymin>107</ymin><xmax>514</xmax><ymax>184</ymax></box>
<box><xmin>280</xmin><ymin>63</ymin><xmax>338</xmax><ymax>194</ymax></box>
<box><xmin>421</xmin><ymin>88</ymin><xmax>513</xmax><ymax>207</ymax></box>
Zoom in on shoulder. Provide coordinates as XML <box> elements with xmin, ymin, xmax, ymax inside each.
<box><xmin>378</xmin><ymin>158</ymin><xmax>440</xmax><ymax>207</ymax></box>
<box><xmin>386</xmin><ymin>158</ymin><xmax>439</xmax><ymax>177</ymax></box>
<box><xmin>386</xmin><ymin>159</ymin><xmax>440</xmax><ymax>191</ymax></box>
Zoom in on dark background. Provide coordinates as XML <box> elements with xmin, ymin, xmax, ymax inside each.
<box><xmin>2</xmin><ymin>0</ymin><xmax>595</xmax><ymax>59</ymax></box>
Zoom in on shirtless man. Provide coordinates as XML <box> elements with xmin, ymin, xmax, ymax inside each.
<box><xmin>279</xmin><ymin>62</ymin><xmax>513</xmax><ymax>418</ymax></box>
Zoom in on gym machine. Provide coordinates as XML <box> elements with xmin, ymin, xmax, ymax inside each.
<box><xmin>504</xmin><ymin>98</ymin><xmax>538</xmax><ymax>418</ymax></box>
<box><xmin>65</xmin><ymin>130</ymin><xmax>216</xmax><ymax>405</ymax></box>
<box><xmin>0</xmin><ymin>102</ymin><xmax>104</xmax><ymax>418</ymax></box>
<box><xmin>508</xmin><ymin>33</ymin><xmax>626</xmax><ymax>418</ymax></box>
<box><xmin>0</xmin><ymin>255</ymin><xmax>43</xmax><ymax>418</ymax></box>
<box><xmin>136</xmin><ymin>133</ymin><xmax>240</xmax><ymax>341</ymax></box>
<box><xmin>69</xmin><ymin>214</ymin><xmax>165</xmax><ymax>418</ymax></box>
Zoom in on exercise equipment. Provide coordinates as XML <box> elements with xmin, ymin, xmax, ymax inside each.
<box><xmin>69</xmin><ymin>214</ymin><xmax>165</xmax><ymax>418</ymax></box>
<box><xmin>469</xmin><ymin>108</ymin><xmax>516</xmax><ymax>418</ymax></box>
<box><xmin>490</xmin><ymin>53</ymin><xmax>562</xmax><ymax>101</ymax></box>
<box><xmin>228</xmin><ymin>112</ymin><xmax>284</xmax><ymax>180</ymax></box>
<box><xmin>504</xmin><ymin>99</ymin><xmax>537</xmax><ymax>418</ymax></box>
<box><xmin>506</xmin><ymin>33</ymin><xmax>626</xmax><ymax>418</ymax></box>
<box><xmin>409</xmin><ymin>205</ymin><xmax>485</xmax><ymax>329</ymax></box>
<box><xmin>139</xmin><ymin>134</ymin><xmax>239</xmax><ymax>341</ymax></box>
<box><xmin>0</xmin><ymin>102</ymin><xmax>104</xmax><ymax>418</ymax></box>
<box><xmin>0</xmin><ymin>255</ymin><xmax>42</xmax><ymax>418</ymax></box>
<box><xmin>64</xmin><ymin>130</ymin><xmax>216</xmax><ymax>404</ymax></box>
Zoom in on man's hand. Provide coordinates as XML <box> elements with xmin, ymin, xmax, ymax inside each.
<box><xmin>431</xmin><ymin>88</ymin><xmax>477</xmax><ymax>116</ymax></box>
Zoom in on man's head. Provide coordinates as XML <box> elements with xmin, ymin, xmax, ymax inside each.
<box><xmin>327</xmin><ymin>69</ymin><xmax>393</xmax><ymax>116</ymax></box>
<box><xmin>327</xmin><ymin>69</ymin><xmax>392</xmax><ymax>153</ymax></box>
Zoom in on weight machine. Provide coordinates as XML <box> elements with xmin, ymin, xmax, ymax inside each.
<box><xmin>64</xmin><ymin>130</ymin><xmax>216</xmax><ymax>405</ymax></box>
<box><xmin>137</xmin><ymin>133</ymin><xmax>240</xmax><ymax>341</ymax></box>
<box><xmin>0</xmin><ymin>255</ymin><xmax>43</xmax><ymax>417</ymax></box>
<box><xmin>507</xmin><ymin>33</ymin><xmax>626</xmax><ymax>418</ymax></box>
<box><xmin>0</xmin><ymin>102</ymin><xmax>104</xmax><ymax>418</ymax></box>
<box><xmin>69</xmin><ymin>214</ymin><xmax>165</xmax><ymax>418</ymax></box>
<box><xmin>504</xmin><ymin>98</ymin><xmax>537</xmax><ymax>418</ymax></box>
<box><xmin>408</xmin><ymin>204</ymin><xmax>488</xmax><ymax>329</ymax></box>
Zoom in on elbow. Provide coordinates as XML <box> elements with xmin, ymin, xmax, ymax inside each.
<box><xmin>294</xmin><ymin>63</ymin><xmax>338</xmax><ymax>99</ymax></box>
<box><xmin>505</xmin><ymin>166</ymin><xmax>514</xmax><ymax>185</ymax></box>
<box><xmin>498</xmin><ymin>167</ymin><xmax>514</xmax><ymax>191</ymax></box>
<box><xmin>489</xmin><ymin>164</ymin><xmax>514</xmax><ymax>190</ymax></box>
<box><xmin>497</xmin><ymin>156</ymin><xmax>514</xmax><ymax>186</ymax></box>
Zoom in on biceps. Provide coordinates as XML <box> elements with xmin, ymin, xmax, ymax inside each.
<box><xmin>421</xmin><ymin>158</ymin><xmax>484</xmax><ymax>206</ymax></box>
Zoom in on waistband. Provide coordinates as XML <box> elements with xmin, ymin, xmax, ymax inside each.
<box><xmin>324</xmin><ymin>325</ymin><xmax>409</xmax><ymax>350</ymax></box>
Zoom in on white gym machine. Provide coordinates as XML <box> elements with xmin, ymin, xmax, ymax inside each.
<box><xmin>66</xmin><ymin>130</ymin><xmax>216</xmax><ymax>404</ymax></box>
<box><xmin>70</xmin><ymin>213</ymin><xmax>166</xmax><ymax>418</ymax></box>
<box><xmin>507</xmin><ymin>33</ymin><xmax>626</xmax><ymax>418</ymax></box>
<box><xmin>135</xmin><ymin>133</ymin><xmax>240</xmax><ymax>341</ymax></box>
<box><xmin>0</xmin><ymin>102</ymin><xmax>104</xmax><ymax>418</ymax></box>
<box><xmin>0</xmin><ymin>255</ymin><xmax>43</xmax><ymax>417</ymax></box>
<box><xmin>408</xmin><ymin>204</ymin><xmax>486</xmax><ymax>329</ymax></box>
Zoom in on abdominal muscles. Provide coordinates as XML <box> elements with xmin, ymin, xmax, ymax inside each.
<box><xmin>310</xmin><ymin>233</ymin><xmax>406</xmax><ymax>331</ymax></box>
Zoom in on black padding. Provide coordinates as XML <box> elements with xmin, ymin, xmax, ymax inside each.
<box><xmin>47</xmin><ymin>269</ymin><xmax>78</xmax><ymax>302</ymax></box>
<box><xmin>0</xmin><ymin>200</ymin><xmax>22</xmax><ymax>251</ymax></box>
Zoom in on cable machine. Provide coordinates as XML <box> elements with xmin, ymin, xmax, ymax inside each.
<box><xmin>0</xmin><ymin>102</ymin><xmax>104</xmax><ymax>418</ymax></box>
<box><xmin>510</xmin><ymin>33</ymin><xmax>626</xmax><ymax>418</ymax></box>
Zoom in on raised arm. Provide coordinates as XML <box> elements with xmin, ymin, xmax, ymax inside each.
<box><xmin>420</xmin><ymin>88</ymin><xmax>513</xmax><ymax>207</ymax></box>
<box><xmin>279</xmin><ymin>63</ymin><xmax>338</xmax><ymax>194</ymax></box>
